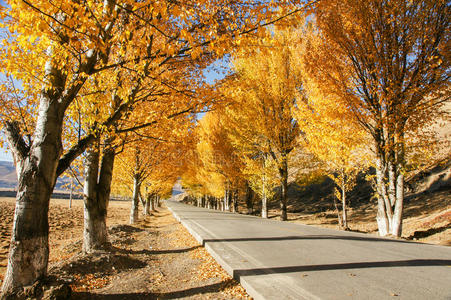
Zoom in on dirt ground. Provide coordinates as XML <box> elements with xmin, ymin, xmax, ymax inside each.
<box><xmin>0</xmin><ymin>197</ymin><xmax>249</xmax><ymax>299</ymax></box>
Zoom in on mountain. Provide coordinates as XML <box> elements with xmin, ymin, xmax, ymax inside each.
<box><xmin>0</xmin><ymin>161</ymin><xmax>18</xmax><ymax>188</ymax></box>
<box><xmin>0</xmin><ymin>160</ymin><xmax>72</xmax><ymax>191</ymax></box>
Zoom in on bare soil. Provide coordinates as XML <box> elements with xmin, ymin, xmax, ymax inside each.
<box><xmin>0</xmin><ymin>198</ymin><xmax>249</xmax><ymax>299</ymax></box>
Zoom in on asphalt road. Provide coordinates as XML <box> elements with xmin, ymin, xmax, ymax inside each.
<box><xmin>165</xmin><ymin>200</ymin><xmax>451</xmax><ymax>300</ymax></box>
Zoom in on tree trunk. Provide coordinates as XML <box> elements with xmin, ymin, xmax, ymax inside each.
<box><xmin>151</xmin><ymin>195</ymin><xmax>156</xmax><ymax>211</ymax></box>
<box><xmin>333</xmin><ymin>193</ymin><xmax>343</xmax><ymax>228</ymax></box>
<box><xmin>374</xmin><ymin>150</ymin><xmax>405</xmax><ymax>237</ymax></box>
<box><xmin>261</xmin><ymin>174</ymin><xmax>268</xmax><ymax>218</ymax></box>
<box><xmin>69</xmin><ymin>178</ymin><xmax>73</xmax><ymax>209</ymax></box>
<box><xmin>245</xmin><ymin>183</ymin><xmax>254</xmax><ymax>214</ymax></box>
<box><xmin>341</xmin><ymin>176</ymin><xmax>348</xmax><ymax>229</ymax></box>
<box><xmin>231</xmin><ymin>190</ymin><xmax>237</xmax><ymax>213</ymax></box>
<box><xmin>2</xmin><ymin>97</ymin><xmax>66</xmax><ymax>293</ymax></box>
<box><xmin>388</xmin><ymin>160</ymin><xmax>397</xmax><ymax>207</ymax></box>
<box><xmin>154</xmin><ymin>195</ymin><xmax>158</xmax><ymax>210</ymax></box>
<box><xmin>391</xmin><ymin>172</ymin><xmax>404</xmax><ymax>236</ymax></box>
<box><xmin>83</xmin><ymin>147</ymin><xmax>102</xmax><ymax>252</ymax></box>
<box><xmin>279</xmin><ymin>156</ymin><xmax>288</xmax><ymax>221</ymax></box>
<box><xmin>83</xmin><ymin>144</ymin><xmax>114</xmax><ymax>253</ymax></box>
<box><xmin>1</xmin><ymin>167</ymin><xmax>52</xmax><ymax>294</ymax></box>
<box><xmin>130</xmin><ymin>176</ymin><xmax>141</xmax><ymax>224</ymax></box>
<box><xmin>139</xmin><ymin>193</ymin><xmax>146</xmax><ymax>210</ymax></box>
<box><xmin>224</xmin><ymin>189</ymin><xmax>229</xmax><ymax>211</ymax></box>
<box><xmin>144</xmin><ymin>193</ymin><xmax>152</xmax><ymax>216</ymax></box>
<box><xmin>375</xmin><ymin>155</ymin><xmax>390</xmax><ymax>236</ymax></box>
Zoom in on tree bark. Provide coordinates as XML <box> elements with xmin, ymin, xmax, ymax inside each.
<box><xmin>375</xmin><ymin>154</ymin><xmax>390</xmax><ymax>236</ymax></box>
<box><xmin>375</xmin><ymin>149</ymin><xmax>405</xmax><ymax>237</ymax></box>
<box><xmin>130</xmin><ymin>176</ymin><xmax>141</xmax><ymax>224</ymax></box>
<box><xmin>2</xmin><ymin>96</ymin><xmax>66</xmax><ymax>293</ymax></box>
<box><xmin>261</xmin><ymin>174</ymin><xmax>268</xmax><ymax>218</ymax></box>
<box><xmin>333</xmin><ymin>193</ymin><xmax>343</xmax><ymax>228</ymax></box>
<box><xmin>156</xmin><ymin>195</ymin><xmax>161</xmax><ymax>208</ymax></box>
<box><xmin>279</xmin><ymin>156</ymin><xmax>288</xmax><ymax>221</ymax></box>
<box><xmin>224</xmin><ymin>189</ymin><xmax>229</xmax><ymax>211</ymax></box>
<box><xmin>152</xmin><ymin>195</ymin><xmax>157</xmax><ymax>211</ymax></box>
<box><xmin>144</xmin><ymin>193</ymin><xmax>152</xmax><ymax>216</ymax></box>
<box><xmin>245</xmin><ymin>183</ymin><xmax>254</xmax><ymax>214</ymax></box>
<box><xmin>83</xmin><ymin>144</ymin><xmax>114</xmax><ymax>253</ymax></box>
<box><xmin>391</xmin><ymin>172</ymin><xmax>404</xmax><ymax>236</ymax></box>
<box><xmin>231</xmin><ymin>189</ymin><xmax>237</xmax><ymax>213</ymax></box>
<box><xmin>341</xmin><ymin>176</ymin><xmax>348</xmax><ymax>229</ymax></box>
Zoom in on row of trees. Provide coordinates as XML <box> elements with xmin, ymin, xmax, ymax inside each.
<box><xmin>181</xmin><ymin>0</ymin><xmax>449</xmax><ymax>239</ymax></box>
<box><xmin>0</xmin><ymin>0</ymin><xmax>305</xmax><ymax>295</ymax></box>
<box><xmin>0</xmin><ymin>0</ymin><xmax>448</xmax><ymax>296</ymax></box>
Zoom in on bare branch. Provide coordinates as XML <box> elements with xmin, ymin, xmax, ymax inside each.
<box><xmin>4</xmin><ymin>121</ymin><xmax>30</xmax><ymax>161</ymax></box>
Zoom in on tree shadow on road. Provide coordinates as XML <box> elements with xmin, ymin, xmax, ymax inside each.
<box><xmin>201</xmin><ymin>234</ymin><xmax>416</xmax><ymax>246</ymax></box>
<box><xmin>233</xmin><ymin>259</ymin><xmax>451</xmax><ymax>278</ymax></box>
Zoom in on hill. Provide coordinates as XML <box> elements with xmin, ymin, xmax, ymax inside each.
<box><xmin>0</xmin><ymin>161</ymin><xmax>17</xmax><ymax>189</ymax></box>
<box><xmin>0</xmin><ymin>161</ymin><xmax>78</xmax><ymax>197</ymax></box>
<box><xmin>278</xmin><ymin>157</ymin><xmax>451</xmax><ymax>245</ymax></box>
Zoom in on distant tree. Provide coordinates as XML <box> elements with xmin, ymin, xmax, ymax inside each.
<box><xmin>223</xmin><ymin>26</ymin><xmax>303</xmax><ymax>220</ymax></box>
<box><xmin>295</xmin><ymin>85</ymin><xmax>370</xmax><ymax>229</ymax></box>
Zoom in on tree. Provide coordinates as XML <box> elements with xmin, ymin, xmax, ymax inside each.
<box><xmin>302</xmin><ymin>0</ymin><xmax>450</xmax><ymax>236</ymax></box>
<box><xmin>0</xmin><ymin>1</ymin><xmax>120</xmax><ymax>292</ymax></box>
<box><xmin>196</xmin><ymin>111</ymin><xmax>245</xmax><ymax>212</ymax></box>
<box><xmin>295</xmin><ymin>84</ymin><xmax>370</xmax><ymax>229</ymax></box>
<box><xmin>113</xmin><ymin>113</ymin><xmax>192</xmax><ymax>223</ymax></box>
<box><xmin>222</xmin><ymin>26</ymin><xmax>303</xmax><ymax>220</ymax></box>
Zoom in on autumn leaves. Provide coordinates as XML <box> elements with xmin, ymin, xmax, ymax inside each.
<box><xmin>0</xmin><ymin>0</ymin><xmax>449</xmax><ymax>296</ymax></box>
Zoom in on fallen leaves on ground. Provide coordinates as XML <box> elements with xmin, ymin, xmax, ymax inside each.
<box><xmin>167</xmin><ymin>220</ymin><xmax>251</xmax><ymax>299</ymax></box>
<box><xmin>70</xmin><ymin>274</ymin><xmax>110</xmax><ymax>292</ymax></box>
